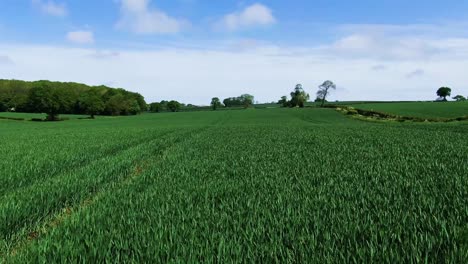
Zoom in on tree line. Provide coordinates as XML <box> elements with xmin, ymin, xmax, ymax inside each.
<box><xmin>148</xmin><ymin>100</ymin><xmax>182</xmax><ymax>113</ymax></box>
<box><xmin>276</xmin><ymin>81</ymin><xmax>336</xmax><ymax>108</ymax></box>
<box><xmin>203</xmin><ymin>82</ymin><xmax>338</xmax><ymax>111</ymax></box>
<box><xmin>147</xmin><ymin>94</ymin><xmax>255</xmax><ymax>112</ymax></box>
<box><xmin>436</xmin><ymin>87</ymin><xmax>467</xmax><ymax>102</ymax></box>
<box><xmin>210</xmin><ymin>94</ymin><xmax>255</xmax><ymax>110</ymax></box>
<box><xmin>2</xmin><ymin>78</ymin><xmax>465</xmax><ymax>120</ymax></box>
<box><xmin>0</xmin><ymin>79</ymin><xmax>146</xmax><ymax>120</ymax></box>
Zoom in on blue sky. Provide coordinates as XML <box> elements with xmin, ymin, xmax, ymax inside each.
<box><xmin>1</xmin><ymin>0</ymin><xmax>468</xmax><ymax>103</ymax></box>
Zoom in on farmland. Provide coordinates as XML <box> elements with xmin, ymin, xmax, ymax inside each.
<box><xmin>348</xmin><ymin>101</ymin><xmax>468</xmax><ymax>118</ymax></box>
<box><xmin>1</xmin><ymin>107</ymin><xmax>467</xmax><ymax>262</ymax></box>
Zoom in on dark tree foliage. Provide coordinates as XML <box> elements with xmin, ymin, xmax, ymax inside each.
<box><xmin>453</xmin><ymin>95</ymin><xmax>466</xmax><ymax>102</ymax></box>
<box><xmin>78</xmin><ymin>89</ymin><xmax>105</xmax><ymax>118</ymax></box>
<box><xmin>149</xmin><ymin>100</ymin><xmax>183</xmax><ymax>113</ymax></box>
<box><xmin>289</xmin><ymin>84</ymin><xmax>310</xmax><ymax>108</ymax></box>
<box><xmin>211</xmin><ymin>97</ymin><xmax>222</xmax><ymax>110</ymax></box>
<box><xmin>315</xmin><ymin>97</ymin><xmax>327</xmax><ymax>103</ymax></box>
<box><xmin>149</xmin><ymin>102</ymin><xmax>163</xmax><ymax>113</ymax></box>
<box><xmin>27</xmin><ymin>84</ymin><xmax>69</xmax><ymax>121</ymax></box>
<box><xmin>167</xmin><ymin>100</ymin><xmax>181</xmax><ymax>112</ymax></box>
<box><xmin>0</xmin><ymin>101</ymin><xmax>7</xmax><ymax>112</ymax></box>
<box><xmin>278</xmin><ymin>96</ymin><xmax>288</xmax><ymax>107</ymax></box>
<box><xmin>317</xmin><ymin>80</ymin><xmax>336</xmax><ymax>107</ymax></box>
<box><xmin>223</xmin><ymin>94</ymin><xmax>254</xmax><ymax>108</ymax></box>
<box><xmin>0</xmin><ymin>79</ymin><xmax>146</xmax><ymax>118</ymax></box>
<box><xmin>436</xmin><ymin>87</ymin><xmax>451</xmax><ymax>101</ymax></box>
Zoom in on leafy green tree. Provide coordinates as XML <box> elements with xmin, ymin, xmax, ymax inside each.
<box><xmin>211</xmin><ymin>97</ymin><xmax>222</xmax><ymax>110</ymax></box>
<box><xmin>79</xmin><ymin>89</ymin><xmax>105</xmax><ymax>118</ymax></box>
<box><xmin>27</xmin><ymin>84</ymin><xmax>64</xmax><ymax>121</ymax></box>
<box><xmin>453</xmin><ymin>95</ymin><xmax>466</xmax><ymax>102</ymax></box>
<box><xmin>167</xmin><ymin>100</ymin><xmax>181</xmax><ymax>112</ymax></box>
<box><xmin>290</xmin><ymin>84</ymin><xmax>310</xmax><ymax>108</ymax></box>
<box><xmin>436</xmin><ymin>87</ymin><xmax>452</xmax><ymax>101</ymax></box>
<box><xmin>128</xmin><ymin>100</ymin><xmax>141</xmax><ymax>115</ymax></box>
<box><xmin>1</xmin><ymin>79</ymin><xmax>146</xmax><ymax>117</ymax></box>
<box><xmin>317</xmin><ymin>80</ymin><xmax>336</xmax><ymax>107</ymax></box>
<box><xmin>149</xmin><ymin>102</ymin><xmax>163</xmax><ymax>112</ymax></box>
<box><xmin>240</xmin><ymin>94</ymin><xmax>254</xmax><ymax>108</ymax></box>
<box><xmin>160</xmin><ymin>100</ymin><xmax>169</xmax><ymax>111</ymax></box>
<box><xmin>132</xmin><ymin>93</ymin><xmax>147</xmax><ymax>111</ymax></box>
<box><xmin>223</xmin><ymin>95</ymin><xmax>254</xmax><ymax>108</ymax></box>
<box><xmin>278</xmin><ymin>96</ymin><xmax>288</xmax><ymax>107</ymax></box>
<box><xmin>105</xmin><ymin>94</ymin><xmax>126</xmax><ymax>116</ymax></box>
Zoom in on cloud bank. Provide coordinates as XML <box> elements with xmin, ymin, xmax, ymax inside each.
<box><xmin>116</xmin><ymin>0</ymin><xmax>188</xmax><ymax>34</ymax></box>
<box><xmin>32</xmin><ymin>0</ymin><xmax>67</xmax><ymax>17</ymax></box>
<box><xmin>218</xmin><ymin>4</ymin><xmax>276</xmax><ymax>31</ymax></box>
<box><xmin>2</xmin><ymin>37</ymin><xmax>467</xmax><ymax>105</ymax></box>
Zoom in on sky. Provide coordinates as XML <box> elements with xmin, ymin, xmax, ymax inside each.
<box><xmin>1</xmin><ymin>0</ymin><xmax>468</xmax><ymax>104</ymax></box>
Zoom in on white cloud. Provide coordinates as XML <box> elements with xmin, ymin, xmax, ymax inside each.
<box><xmin>218</xmin><ymin>3</ymin><xmax>276</xmax><ymax>31</ymax></box>
<box><xmin>327</xmin><ymin>34</ymin><xmax>439</xmax><ymax>60</ymax></box>
<box><xmin>116</xmin><ymin>0</ymin><xmax>188</xmax><ymax>34</ymax></box>
<box><xmin>32</xmin><ymin>0</ymin><xmax>67</xmax><ymax>17</ymax></box>
<box><xmin>66</xmin><ymin>31</ymin><xmax>95</xmax><ymax>44</ymax></box>
<box><xmin>326</xmin><ymin>23</ymin><xmax>468</xmax><ymax>61</ymax></box>
<box><xmin>2</xmin><ymin>40</ymin><xmax>468</xmax><ymax>104</ymax></box>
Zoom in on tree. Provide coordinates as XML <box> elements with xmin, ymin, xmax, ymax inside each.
<box><xmin>436</xmin><ymin>87</ymin><xmax>451</xmax><ymax>101</ymax></box>
<box><xmin>211</xmin><ymin>97</ymin><xmax>222</xmax><ymax>110</ymax></box>
<box><xmin>27</xmin><ymin>84</ymin><xmax>66</xmax><ymax>121</ymax></box>
<box><xmin>453</xmin><ymin>95</ymin><xmax>466</xmax><ymax>102</ymax></box>
<box><xmin>317</xmin><ymin>80</ymin><xmax>336</xmax><ymax>107</ymax></box>
<box><xmin>314</xmin><ymin>97</ymin><xmax>326</xmax><ymax>103</ymax></box>
<box><xmin>1</xmin><ymin>79</ymin><xmax>146</xmax><ymax>117</ymax></box>
<box><xmin>167</xmin><ymin>100</ymin><xmax>181</xmax><ymax>112</ymax></box>
<box><xmin>290</xmin><ymin>84</ymin><xmax>310</xmax><ymax>108</ymax></box>
<box><xmin>149</xmin><ymin>102</ymin><xmax>163</xmax><ymax>112</ymax></box>
<box><xmin>240</xmin><ymin>94</ymin><xmax>254</xmax><ymax>108</ymax></box>
<box><xmin>0</xmin><ymin>101</ymin><xmax>7</xmax><ymax>112</ymax></box>
<box><xmin>223</xmin><ymin>94</ymin><xmax>255</xmax><ymax>108</ymax></box>
<box><xmin>278</xmin><ymin>96</ymin><xmax>288</xmax><ymax>107</ymax></box>
<box><xmin>128</xmin><ymin>100</ymin><xmax>141</xmax><ymax>115</ymax></box>
<box><xmin>78</xmin><ymin>89</ymin><xmax>105</xmax><ymax>118</ymax></box>
<box><xmin>105</xmin><ymin>94</ymin><xmax>126</xmax><ymax>115</ymax></box>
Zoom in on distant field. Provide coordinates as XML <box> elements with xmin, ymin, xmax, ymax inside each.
<box><xmin>1</xmin><ymin>108</ymin><xmax>467</xmax><ymax>262</ymax></box>
<box><xmin>0</xmin><ymin>112</ymin><xmax>89</xmax><ymax>120</ymax></box>
<box><xmin>348</xmin><ymin>101</ymin><xmax>468</xmax><ymax>118</ymax></box>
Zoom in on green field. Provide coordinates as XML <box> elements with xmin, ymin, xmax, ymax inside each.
<box><xmin>1</xmin><ymin>108</ymin><xmax>467</xmax><ymax>262</ymax></box>
<box><xmin>349</xmin><ymin>101</ymin><xmax>468</xmax><ymax>118</ymax></box>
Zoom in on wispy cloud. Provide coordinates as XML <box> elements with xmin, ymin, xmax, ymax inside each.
<box><xmin>116</xmin><ymin>0</ymin><xmax>188</xmax><ymax>34</ymax></box>
<box><xmin>217</xmin><ymin>3</ymin><xmax>276</xmax><ymax>31</ymax></box>
<box><xmin>371</xmin><ymin>65</ymin><xmax>387</xmax><ymax>71</ymax></box>
<box><xmin>406</xmin><ymin>69</ymin><xmax>425</xmax><ymax>79</ymax></box>
<box><xmin>0</xmin><ymin>55</ymin><xmax>14</xmax><ymax>65</ymax></box>
<box><xmin>32</xmin><ymin>0</ymin><xmax>67</xmax><ymax>17</ymax></box>
<box><xmin>66</xmin><ymin>31</ymin><xmax>95</xmax><ymax>44</ymax></box>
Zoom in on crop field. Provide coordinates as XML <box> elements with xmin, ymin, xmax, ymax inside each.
<box><xmin>0</xmin><ymin>108</ymin><xmax>467</xmax><ymax>262</ymax></box>
<box><xmin>348</xmin><ymin>101</ymin><xmax>468</xmax><ymax>118</ymax></box>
